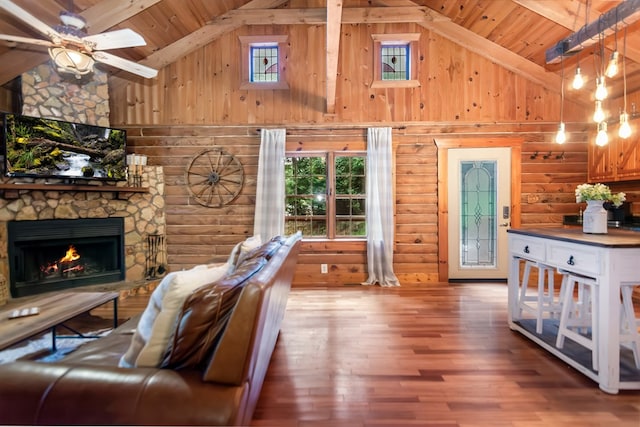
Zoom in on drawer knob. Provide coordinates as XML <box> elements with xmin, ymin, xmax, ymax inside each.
<box><xmin>567</xmin><ymin>255</ymin><xmax>575</xmax><ymax>266</ymax></box>
<box><xmin>524</xmin><ymin>245</ymin><xmax>530</xmax><ymax>254</ymax></box>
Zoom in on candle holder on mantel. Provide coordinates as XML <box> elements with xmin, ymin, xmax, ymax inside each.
<box><xmin>126</xmin><ymin>154</ymin><xmax>147</xmax><ymax>187</ymax></box>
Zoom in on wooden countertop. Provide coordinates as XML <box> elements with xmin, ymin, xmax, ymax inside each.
<box><xmin>508</xmin><ymin>227</ymin><xmax>640</xmax><ymax>248</ymax></box>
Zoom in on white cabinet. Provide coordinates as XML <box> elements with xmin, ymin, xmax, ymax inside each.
<box><xmin>508</xmin><ymin>228</ymin><xmax>640</xmax><ymax>394</ymax></box>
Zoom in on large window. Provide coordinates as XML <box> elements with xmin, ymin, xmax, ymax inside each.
<box><xmin>285</xmin><ymin>153</ymin><xmax>366</xmax><ymax>238</ymax></box>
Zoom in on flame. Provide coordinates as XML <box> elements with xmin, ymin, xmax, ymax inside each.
<box><xmin>60</xmin><ymin>245</ymin><xmax>80</xmax><ymax>263</ymax></box>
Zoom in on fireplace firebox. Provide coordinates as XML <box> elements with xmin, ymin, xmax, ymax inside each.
<box><xmin>8</xmin><ymin>218</ymin><xmax>125</xmax><ymax>298</ymax></box>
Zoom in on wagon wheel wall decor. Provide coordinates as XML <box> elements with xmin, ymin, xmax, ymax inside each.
<box><xmin>185</xmin><ymin>148</ymin><xmax>244</xmax><ymax>207</ymax></box>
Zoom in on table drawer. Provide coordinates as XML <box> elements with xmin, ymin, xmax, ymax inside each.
<box><xmin>548</xmin><ymin>243</ymin><xmax>600</xmax><ymax>277</ymax></box>
<box><xmin>510</xmin><ymin>237</ymin><xmax>545</xmax><ymax>262</ymax></box>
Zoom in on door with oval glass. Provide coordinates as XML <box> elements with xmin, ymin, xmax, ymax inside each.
<box><xmin>447</xmin><ymin>147</ymin><xmax>511</xmax><ymax>280</ymax></box>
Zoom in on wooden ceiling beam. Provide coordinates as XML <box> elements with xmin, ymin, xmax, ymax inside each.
<box><xmin>516</xmin><ymin>0</ymin><xmax>640</xmax><ymax>69</ymax></box>
<box><xmin>326</xmin><ymin>0</ymin><xmax>343</xmax><ymax>115</ymax></box>
<box><xmin>544</xmin><ymin>0</ymin><xmax>640</xmax><ymax>64</ymax></box>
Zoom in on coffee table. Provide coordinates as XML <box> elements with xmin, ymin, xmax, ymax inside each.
<box><xmin>0</xmin><ymin>291</ymin><xmax>119</xmax><ymax>352</ymax></box>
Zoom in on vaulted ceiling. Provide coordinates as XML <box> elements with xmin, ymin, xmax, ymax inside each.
<box><xmin>1</xmin><ymin>0</ymin><xmax>639</xmax><ymax>114</ymax></box>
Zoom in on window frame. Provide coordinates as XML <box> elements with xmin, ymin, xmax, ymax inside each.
<box><xmin>285</xmin><ymin>150</ymin><xmax>367</xmax><ymax>240</ymax></box>
<box><xmin>371</xmin><ymin>33</ymin><xmax>421</xmax><ymax>89</ymax></box>
<box><xmin>239</xmin><ymin>35</ymin><xmax>289</xmax><ymax>90</ymax></box>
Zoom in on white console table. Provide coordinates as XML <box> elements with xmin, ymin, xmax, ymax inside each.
<box><xmin>507</xmin><ymin>227</ymin><xmax>640</xmax><ymax>394</ymax></box>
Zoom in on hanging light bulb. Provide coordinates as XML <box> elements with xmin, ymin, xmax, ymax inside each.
<box><xmin>619</xmin><ymin>112</ymin><xmax>632</xmax><ymax>139</ymax></box>
<box><xmin>555</xmin><ymin>122</ymin><xmax>567</xmax><ymax>144</ymax></box>
<box><xmin>605</xmin><ymin>51</ymin><xmax>619</xmax><ymax>78</ymax></box>
<box><xmin>572</xmin><ymin>66</ymin><xmax>584</xmax><ymax>89</ymax></box>
<box><xmin>593</xmin><ymin>100</ymin><xmax>605</xmax><ymax>123</ymax></box>
<box><xmin>595</xmin><ymin>77</ymin><xmax>608</xmax><ymax>100</ymax></box>
<box><xmin>596</xmin><ymin>122</ymin><xmax>608</xmax><ymax>146</ymax></box>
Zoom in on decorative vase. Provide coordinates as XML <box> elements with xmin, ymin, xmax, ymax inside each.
<box><xmin>582</xmin><ymin>200</ymin><xmax>608</xmax><ymax>234</ymax></box>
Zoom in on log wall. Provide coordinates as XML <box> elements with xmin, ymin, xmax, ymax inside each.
<box><xmin>112</xmin><ymin>21</ymin><xmax>627</xmax><ymax>287</ymax></box>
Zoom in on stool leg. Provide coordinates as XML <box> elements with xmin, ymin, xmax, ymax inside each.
<box><xmin>556</xmin><ymin>278</ymin><xmax>575</xmax><ymax>349</ymax></box>
<box><xmin>591</xmin><ymin>286</ymin><xmax>598</xmax><ymax>371</ymax></box>
<box><xmin>518</xmin><ymin>261</ymin><xmax>533</xmax><ymax>318</ymax></box>
<box><xmin>621</xmin><ymin>286</ymin><xmax>640</xmax><ymax>369</ymax></box>
<box><xmin>536</xmin><ymin>266</ymin><xmax>546</xmax><ymax>334</ymax></box>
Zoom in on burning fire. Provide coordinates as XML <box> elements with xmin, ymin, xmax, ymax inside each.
<box><xmin>60</xmin><ymin>245</ymin><xmax>81</xmax><ymax>263</ymax></box>
<box><xmin>40</xmin><ymin>245</ymin><xmax>84</xmax><ymax>276</ymax></box>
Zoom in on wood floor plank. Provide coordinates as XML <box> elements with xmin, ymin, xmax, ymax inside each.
<box><xmin>78</xmin><ymin>283</ymin><xmax>640</xmax><ymax>426</ymax></box>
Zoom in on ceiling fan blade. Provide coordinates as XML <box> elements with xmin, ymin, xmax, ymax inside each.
<box><xmin>0</xmin><ymin>0</ymin><xmax>64</xmax><ymax>42</ymax></box>
<box><xmin>0</xmin><ymin>33</ymin><xmax>54</xmax><ymax>47</ymax></box>
<box><xmin>92</xmin><ymin>51</ymin><xmax>157</xmax><ymax>78</ymax></box>
<box><xmin>83</xmin><ymin>29</ymin><xmax>147</xmax><ymax>51</ymax></box>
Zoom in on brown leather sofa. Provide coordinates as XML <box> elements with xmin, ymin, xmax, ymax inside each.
<box><xmin>0</xmin><ymin>234</ymin><xmax>302</xmax><ymax>426</ymax></box>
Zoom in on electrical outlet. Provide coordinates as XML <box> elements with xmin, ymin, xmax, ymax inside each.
<box><xmin>321</xmin><ymin>264</ymin><xmax>328</xmax><ymax>274</ymax></box>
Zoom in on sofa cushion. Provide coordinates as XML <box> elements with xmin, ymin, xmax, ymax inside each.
<box><xmin>161</xmin><ymin>256</ymin><xmax>268</xmax><ymax>369</ymax></box>
<box><xmin>237</xmin><ymin>236</ymin><xmax>284</xmax><ymax>265</ymax></box>
<box><xmin>119</xmin><ymin>263</ymin><xmax>229</xmax><ymax>368</ymax></box>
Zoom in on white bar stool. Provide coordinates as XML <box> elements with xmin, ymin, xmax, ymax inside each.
<box><xmin>517</xmin><ymin>260</ymin><xmax>562</xmax><ymax>334</ymax></box>
<box><xmin>556</xmin><ymin>273</ymin><xmax>598</xmax><ymax>371</ymax></box>
<box><xmin>620</xmin><ymin>282</ymin><xmax>640</xmax><ymax>369</ymax></box>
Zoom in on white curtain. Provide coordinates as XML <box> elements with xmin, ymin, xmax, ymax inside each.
<box><xmin>362</xmin><ymin>127</ymin><xmax>400</xmax><ymax>287</ymax></box>
<box><xmin>254</xmin><ymin>128</ymin><xmax>286</xmax><ymax>242</ymax></box>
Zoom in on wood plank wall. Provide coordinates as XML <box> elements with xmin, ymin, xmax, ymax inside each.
<box><xmin>112</xmin><ymin>21</ymin><xmax>609</xmax><ymax>287</ymax></box>
<box><xmin>124</xmin><ymin>123</ymin><xmax>588</xmax><ymax>287</ymax></box>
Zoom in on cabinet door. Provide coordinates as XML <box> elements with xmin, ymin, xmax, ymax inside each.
<box><xmin>588</xmin><ymin>140</ymin><xmax>615</xmax><ymax>182</ymax></box>
<box><xmin>614</xmin><ymin>133</ymin><xmax>640</xmax><ymax>180</ymax></box>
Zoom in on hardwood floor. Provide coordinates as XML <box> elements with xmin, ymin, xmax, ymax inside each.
<box><xmin>95</xmin><ymin>283</ymin><xmax>640</xmax><ymax>426</ymax></box>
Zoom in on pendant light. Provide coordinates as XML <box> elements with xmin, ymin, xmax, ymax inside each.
<box><xmin>619</xmin><ymin>27</ymin><xmax>632</xmax><ymax>139</ymax></box>
<box><xmin>605</xmin><ymin>21</ymin><xmax>619</xmax><ymax>78</ymax></box>
<box><xmin>593</xmin><ymin>101</ymin><xmax>605</xmax><ymax>123</ymax></box>
<box><xmin>555</xmin><ymin>55</ymin><xmax>567</xmax><ymax>144</ymax></box>
<box><xmin>596</xmin><ymin>122</ymin><xmax>608</xmax><ymax>146</ymax></box>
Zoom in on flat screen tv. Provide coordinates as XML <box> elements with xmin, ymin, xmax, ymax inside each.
<box><xmin>1</xmin><ymin>113</ymin><xmax>127</xmax><ymax>181</ymax></box>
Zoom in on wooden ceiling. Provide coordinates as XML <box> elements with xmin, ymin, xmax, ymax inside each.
<box><xmin>1</xmin><ymin>0</ymin><xmax>639</xmax><ymax>114</ymax></box>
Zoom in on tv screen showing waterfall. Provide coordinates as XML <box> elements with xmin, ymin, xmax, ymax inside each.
<box><xmin>1</xmin><ymin>113</ymin><xmax>127</xmax><ymax>181</ymax></box>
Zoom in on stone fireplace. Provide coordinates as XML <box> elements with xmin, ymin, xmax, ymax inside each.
<box><xmin>8</xmin><ymin>218</ymin><xmax>125</xmax><ymax>298</ymax></box>
<box><xmin>0</xmin><ymin>166</ymin><xmax>166</xmax><ymax>305</ymax></box>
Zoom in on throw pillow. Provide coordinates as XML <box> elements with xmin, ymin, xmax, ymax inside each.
<box><xmin>162</xmin><ymin>257</ymin><xmax>268</xmax><ymax>369</ymax></box>
<box><xmin>118</xmin><ymin>271</ymin><xmax>179</xmax><ymax>368</ymax></box>
<box><xmin>118</xmin><ymin>262</ymin><xmax>229</xmax><ymax>368</ymax></box>
<box><xmin>234</xmin><ymin>235</ymin><xmax>262</xmax><ymax>267</ymax></box>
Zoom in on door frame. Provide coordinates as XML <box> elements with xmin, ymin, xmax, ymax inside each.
<box><xmin>435</xmin><ymin>137</ymin><xmax>522</xmax><ymax>282</ymax></box>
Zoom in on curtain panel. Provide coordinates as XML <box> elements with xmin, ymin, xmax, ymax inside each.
<box><xmin>362</xmin><ymin>127</ymin><xmax>400</xmax><ymax>287</ymax></box>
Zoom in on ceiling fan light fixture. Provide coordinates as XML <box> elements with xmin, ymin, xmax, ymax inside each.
<box><xmin>49</xmin><ymin>47</ymin><xmax>94</xmax><ymax>78</ymax></box>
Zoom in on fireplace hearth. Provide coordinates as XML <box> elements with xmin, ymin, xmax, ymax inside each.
<box><xmin>8</xmin><ymin>218</ymin><xmax>125</xmax><ymax>298</ymax></box>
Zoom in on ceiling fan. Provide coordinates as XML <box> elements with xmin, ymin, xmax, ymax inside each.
<box><xmin>0</xmin><ymin>0</ymin><xmax>157</xmax><ymax>79</ymax></box>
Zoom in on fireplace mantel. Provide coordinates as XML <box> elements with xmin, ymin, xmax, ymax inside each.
<box><xmin>0</xmin><ymin>183</ymin><xmax>148</xmax><ymax>199</ymax></box>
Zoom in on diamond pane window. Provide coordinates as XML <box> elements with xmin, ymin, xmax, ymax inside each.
<box><xmin>250</xmin><ymin>45</ymin><xmax>279</xmax><ymax>83</ymax></box>
<box><xmin>239</xmin><ymin>35</ymin><xmax>288</xmax><ymax>90</ymax></box>
<box><xmin>381</xmin><ymin>44</ymin><xmax>409</xmax><ymax>81</ymax></box>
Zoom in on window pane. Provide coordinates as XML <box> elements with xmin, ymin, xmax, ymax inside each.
<box><xmin>285</xmin><ymin>154</ymin><xmax>366</xmax><ymax>239</ymax></box>
<box><xmin>250</xmin><ymin>45</ymin><xmax>278</xmax><ymax>82</ymax></box>
<box><xmin>381</xmin><ymin>44</ymin><xmax>409</xmax><ymax>81</ymax></box>
<box><xmin>285</xmin><ymin>156</ymin><xmax>327</xmax><ymax>238</ymax></box>
<box><xmin>459</xmin><ymin>160</ymin><xmax>496</xmax><ymax>267</ymax></box>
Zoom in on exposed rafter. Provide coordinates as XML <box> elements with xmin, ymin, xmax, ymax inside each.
<box><xmin>545</xmin><ymin>0</ymin><xmax>640</xmax><ymax>64</ymax></box>
<box><xmin>326</xmin><ymin>1</ymin><xmax>343</xmax><ymax>115</ymax></box>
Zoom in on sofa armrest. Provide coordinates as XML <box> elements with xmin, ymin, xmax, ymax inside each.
<box><xmin>0</xmin><ymin>361</ymin><xmax>247</xmax><ymax>426</ymax></box>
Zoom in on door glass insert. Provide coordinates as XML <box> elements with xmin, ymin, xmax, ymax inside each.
<box><xmin>459</xmin><ymin>160</ymin><xmax>496</xmax><ymax>268</ymax></box>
